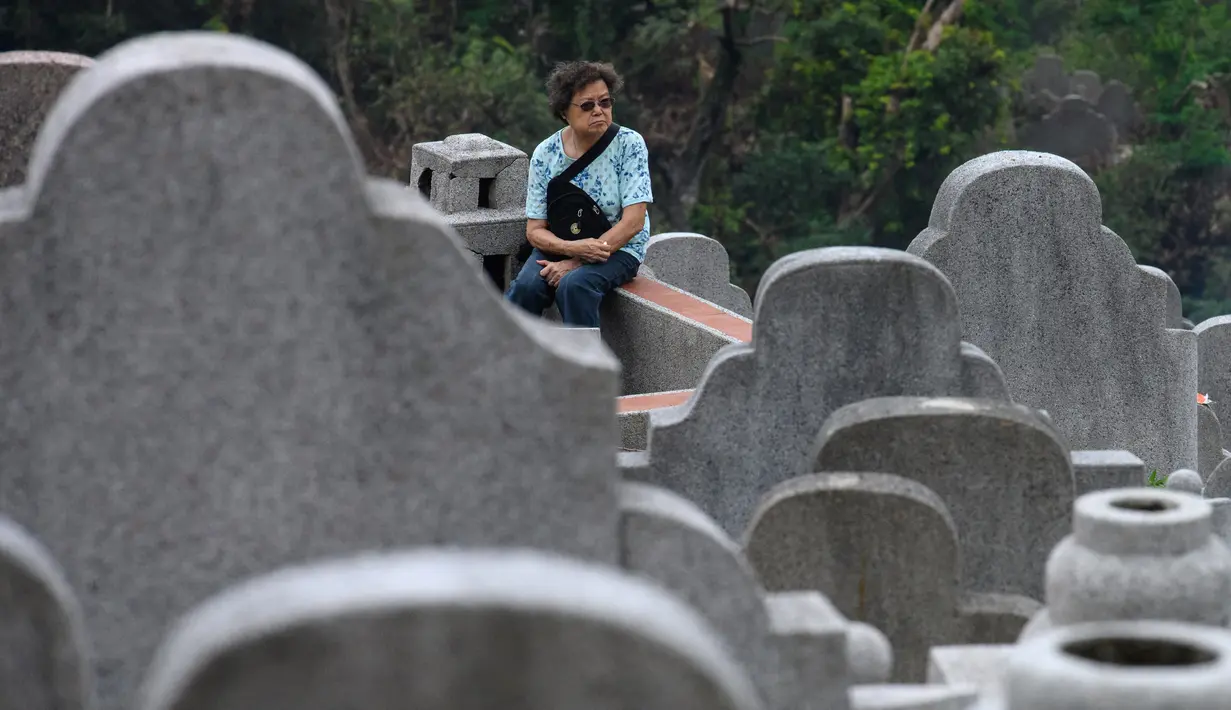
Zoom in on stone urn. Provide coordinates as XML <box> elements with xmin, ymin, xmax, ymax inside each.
<box><xmin>990</xmin><ymin>620</ymin><xmax>1231</xmax><ymax>709</ymax></box>
<box><xmin>1027</xmin><ymin>489</ymin><xmax>1231</xmax><ymax>636</ymax></box>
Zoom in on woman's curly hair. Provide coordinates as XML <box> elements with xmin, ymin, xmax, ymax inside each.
<box><xmin>546</xmin><ymin>61</ymin><xmax>624</xmax><ymax>124</ymax></box>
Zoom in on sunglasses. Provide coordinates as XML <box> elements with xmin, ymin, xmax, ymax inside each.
<box><xmin>572</xmin><ymin>97</ymin><xmax>614</xmax><ymax>112</ymax></box>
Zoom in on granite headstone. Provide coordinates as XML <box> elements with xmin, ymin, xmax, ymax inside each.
<box><xmin>627</xmin><ymin>247</ymin><xmax>998</xmax><ymax>537</ymax></box>
<box><xmin>0</xmin><ymin>32</ymin><xmax>621</xmax><ymax>709</ymax></box>
<box><xmin>138</xmin><ymin>549</ymin><xmax>764</xmax><ymax>710</ymax></box>
<box><xmin>811</xmin><ymin>396</ymin><xmax>1073</xmax><ymax>600</ymax></box>
<box><xmin>908</xmin><ymin>151</ymin><xmax>1198</xmax><ymax>476</ymax></box>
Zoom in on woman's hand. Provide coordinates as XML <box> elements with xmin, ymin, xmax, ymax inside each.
<box><xmin>538</xmin><ymin>257</ymin><xmax>582</xmax><ymax>287</ymax></box>
<box><xmin>571</xmin><ymin>238</ymin><xmax>611</xmax><ymax>263</ymax></box>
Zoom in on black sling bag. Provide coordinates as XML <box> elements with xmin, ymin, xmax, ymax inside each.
<box><xmin>519</xmin><ymin>123</ymin><xmax>620</xmax><ymax>262</ymax></box>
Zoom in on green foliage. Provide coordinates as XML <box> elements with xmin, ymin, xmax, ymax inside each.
<box><xmin>695</xmin><ymin>0</ymin><xmax>1010</xmax><ymax>294</ymax></box>
<box><xmin>699</xmin><ymin>134</ymin><xmax>875</xmax><ymax>288</ymax></box>
<box><xmin>360</xmin><ymin>30</ymin><xmax>556</xmax><ymax>160</ymax></box>
<box><xmin>1148</xmin><ymin>469</ymin><xmax>1167</xmax><ymax>488</ymax></box>
<box><xmin>1052</xmin><ymin>0</ymin><xmax>1231</xmax><ymax>309</ymax></box>
<box><xmin>963</xmin><ymin>0</ymin><xmax>1078</xmax><ymax>53</ymax></box>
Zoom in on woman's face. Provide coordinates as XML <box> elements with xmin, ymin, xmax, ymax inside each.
<box><xmin>565</xmin><ymin>80</ymin><xmax>613</xmax><ymax>138</ymax></box>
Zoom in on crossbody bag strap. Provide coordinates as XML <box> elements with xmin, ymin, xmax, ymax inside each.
<box><xmin>551</xmin><ymin>123</ymin><xmax>620</xmax><ymax>187</ymax></box>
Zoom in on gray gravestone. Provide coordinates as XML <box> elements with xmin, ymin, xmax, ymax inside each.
<box><xmin>745</xmin><ymin>473</ymin><xmax>1034</xmax><ymax>682</ymax></box>
<box><xmin>1068</xmin><ymin>70</ymin><xmax>1103</xmax><ymax>103</ymax></box>
<box><xmin>765</xmin><ymin>592</ymin><xmax>892</xmax><ymax>687</ymax></box>
<box><xmin>1207</xmin><ymin>457</ymin><xmax>1231</xmax><ymax>499</ymax></box>
<box><xmin>0</xmin><ymin>516</ymin><xmax>93</xmax><ymax>710</ymax></box>
<box><xmin>763</xmin><ymin>594</ymin><xmax>856</xmax><ymax>708</ymax></box>
<box><xmin>1019</xmin><ymin>97</ymin><xmax>1117</xmax><ymax>169</ymax></box>
<box><xmin>908</xmin><ymin>151</ymin><xmax>1198</xmax><ymax>476</ymax></box>
<box><xmin>811</xmin><ymin>396</ymin><xmax>1073</xmax><ymax>601</ymax></box>
<box><xmin>958</xmin><ymin>593</ymin><xmax>1042</xmax><ymax>647</ymax></box>
<box><xmin>629</xmin><ymin>246</ymin><xmax>1000</xmax><ymax>537</ymax></box>
<box><xmin>1138</xmin><ymin>266</ymin><xmax>1184</xmax><ymax>329</ymax></box>
<box><xmin>0</xmin><ymin>32</ymin><xmax>621</xmax><ymax>709</ymax></box>
<box><xmin>1199</xmin><ymin>406</ymin><xmax>1228</xmax><ymax>481</ymax></box>
<box><xmin>1071</xmin><ymin>450</ymin><xmax>1147</xmax><ymax>495</ymax></box>
<box><xmin>959</xmin><ymin>342</ymin><xmax>1012</xmax><ymax>401</ymax></box>
<box><xmin>137</xmin><ymin>549</ymin><xmax>764</xmax><ymax>710</ymax></box>
<box><xmin>619</xmin><ymin>482</ymin><xmax>849</xmax><ymax>710</ymax></box>
<box><xmin>1096</xmin><ymin>80</ymin><xmax>1140</xmax><ymax>138</ymax></box>
<box><xmin>1196</xmin><ymin>316</ymin><xmax>1231</xmax><ymax>449</ymax></box>
<box><xmin>1211</xmin><ymin>498</ymin><xmax>1231</xmax><ymax>544</ymax></box>
<box><xmin>642</xmin><ymin>233</ymin><xmax>753</xmax><ymax>316</ymax></box>
<box><xmin>1022</xmin><ymin>54</ymin><xmax>1069</xmax><ymax>99</ymax></box>
<box><xmin>927</xmin><ymin>645</ymin><xmax>1013</xmax><ymax>704</ymax></box>
<box><xmin>0</xmin><ymin>51</ymin><xmax>94</xmax><ymax>188</ymax></box>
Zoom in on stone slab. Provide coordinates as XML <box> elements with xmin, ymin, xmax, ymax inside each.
<box><xmin>745</xmin><ymin>472</ymin><xmax>964</xmax><ymax>682</ymax></box>
<box><xmin>1096</xmin><ymin>80</ymin><xmax>1140</xmax><ymax>137</ymax></box>
<box><xmin>908</xmin><ymin>151</ymin><xmax>1198</xmax><ymax>475</ymax></box>
<box><xmin>439</xmin><ymin>206</ymin><xmax>528</xmax><ymax>254</ymax></box>
<box><xmin>767</xmin><ymin>591</ymin><xmax>886</xmax><ymax>696</ymax></box>
<box><xmin>849</xmin><ymin>684</ymin><xmax>979</xmax><ymax>710</ymax></box>
<box><xmin>1138</xmin><ymin>266</ymin><xmax>1184</xmax><ymax>329</ymax></box>
<box><xmin>1019</xmin><ymin>98</ymin><xmax>1117</xmax><ymax>168</ymax></box>
<box><xmin>1207</xmin><ymin>457</ymin><xmax>1231</xmax><ymax>499</ymax></box>
<box><xmin>1210</xmin><ymin>498</ymin><xmax>1231</xmax><ymax>545</ymax></box>
<box><xmin>926</xmin><ymin>645</ymin><xmax>1012</xmax><ymax>704</ymax></box>
<box><xmin>1196</xmin><ymin>316</ymin><xmax>1231</xmax><ymax>449</ymax></box>
<box><xmin>632</xmin><ymin>247</ymin><xmax>974</xmax><ymax>537</ymax></box>
<box><xmin>138</xmin><ymin>549</ymin><xmax>765</xmax><ymax>710</ymax></box>
<box><xmin>1068</xmin><ymin>69</ymin><xmax>1102</xmax><ymax>103</ymax></box>
<box><xmin>0</xmin><ymin>50</ymin><xmax>94</xmax><ymax>188</ymax></box>
<box><xmin>410</xmin><ymin>133</ymin><xmax>524</xmax><ymax>180</ymax></box>
<box><xmin>619</xmin><ymin>481</ymin><xmax>841</xmax><ymax>710</ymax></box>
<box><xmin>602</xmin><ymin>278</ymin><xmax>745</xmax><ymax>395</ymax></box>
<box><xmin>956</xmin><ymin>593</ymin><xmax>1040</xmax><ymax>646</ymax></box>
<box><xmin>0</xmin><ymin>32</ymin><xmax>622</xmax><ymax>709</ymax></box>
<box><xmin>1199</xmin><ymin>405</ymin><xmax>1226</xmax><ymax>480</ymax></box>
<box><xmin>959</xmin><ymin>342</ymin><xmax>1012</xmax><ymax>401</ymax></box>
<box><xmin>812</xmin><ymin>396</ymin><xmax>1072</xmax><ymax>600</ymax></box>
<box><xmin>1022</xmin><ymin>54</ymin><xmax>1069</xmax><ymax>99</ymax></box>
<box><xmin>1070</xmin><ymin>450</ymin><xmax>1147</xmax><ymax>496</ymax></box>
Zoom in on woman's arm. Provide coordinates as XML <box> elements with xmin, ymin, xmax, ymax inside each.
<box><xmin>527</xmin><ymin>220</ymin><xmax>611</xmax><ymax>262</ymax></box>
<box><xmin>598</xmin><ymin>203</ymin><xmax>648</xmax><ymax>251</ymax></box>
<box><xmin>526</xmin><ymin>219</ymin><xmax>575</xmax><ymax>255</ymax></box>
<box><xmin>608</xmin><ymin>131</ymin><xmax>654</xmax><ymax>251</ymax></box>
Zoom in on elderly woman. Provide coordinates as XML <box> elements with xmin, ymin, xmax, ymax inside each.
<box><xmin>504</xmin><ymin>61</ymin><xmax>653</xmax><ymax>327</ymax></box>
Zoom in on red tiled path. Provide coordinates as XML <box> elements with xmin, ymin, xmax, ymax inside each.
<box><xmin>620</xmin><ymin>277</ymin><xmax>753</xmax><ymax>342</ymax></box>
<box><xmin>615</xmin><ymin>276</ymin><xmax>753</xmax><ymax>413</ymax></box>
<box><xmin>617</xmin><ymin>389</ymin><xmax>694</xmax><ymax>413</ymax></box>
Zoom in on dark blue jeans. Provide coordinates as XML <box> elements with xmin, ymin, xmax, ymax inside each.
<box><xmin>505</xmin><ymin>248</ymin><xmax>640</xmax><ymax>327</ymax></box>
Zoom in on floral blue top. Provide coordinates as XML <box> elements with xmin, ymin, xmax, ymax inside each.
<box><xmin>525</xmin><ymin>126</ymin><xmax>654</xmax><ymax>262</ymax></box>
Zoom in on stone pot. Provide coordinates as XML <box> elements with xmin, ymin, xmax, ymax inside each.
<box><xmin>1044</xmin><ymin>488</ymin><xmax>1231</xmax><ymax>629</ymax></box>
<box><xmin>1000</xmin><ymin>620</ymin><xmax>1231</xmax><ymax>710</ymax></box>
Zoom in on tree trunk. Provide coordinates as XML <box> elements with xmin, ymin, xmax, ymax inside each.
<box><xmin>323</xmin><ymin>0</ymin><xmax>391</xmax><ymax>172</ymax></box>
<box><xmin>653</xmin><ymin>166</ymin><xmax>696</xmax><ymax>233</ymax></box>
<box><xmin>650</xmin><ymin>1</ymin><xmax>748</xmax><ymax>232</ymax></box>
